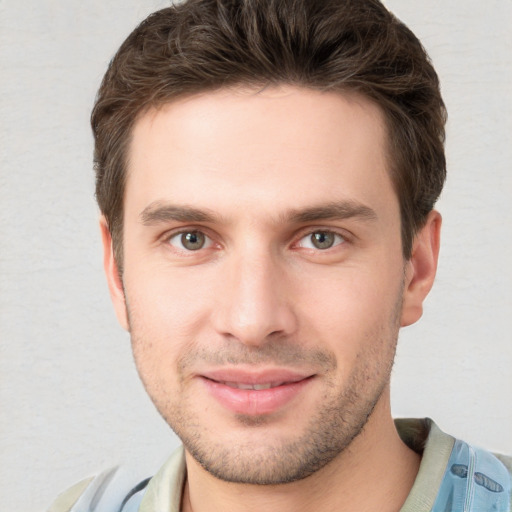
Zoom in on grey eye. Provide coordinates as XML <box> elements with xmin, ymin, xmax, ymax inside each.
<box><xmin>310</xmin><ymin>231</ymin><xmax>336</xmax><ymax>249</ymax></box>
<box><xmin>298</xmin><ymin>231</ymin><xmax>345</xmax><ymax>250</ymax></box>
<box><xmin>168</xmin><ymin>230</ymin><xmax>212</xmax><ymax>251</ymax></box>
<box><xmin>181</xmin><ymin>231</ymin><xmax>206</xmax><ymax>250</ymax></box>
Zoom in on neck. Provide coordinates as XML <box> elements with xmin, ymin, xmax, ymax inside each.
<box><xmin>181</xmin><ymin>392</ymin><xmax>420</xmax><ymax>512</ymax></box>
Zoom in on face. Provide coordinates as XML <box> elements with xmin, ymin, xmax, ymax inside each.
<box><xmin>102</xmin><ymin>86</ymin><xmax>439</xmax><ymax>484</ymax></box>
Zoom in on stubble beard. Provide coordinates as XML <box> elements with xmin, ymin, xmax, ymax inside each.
<box><xmin>129</xmin><ymin>286</ymin><xmax>403</xmax><ymax>486</ymax></box>
<box><xmin>173</xmin><ymin>347</ymin><xmax>394</xmax><ymax>485</ymax></box>
<box><xmin>132</xmin><ymin>335</ymin><xmax>399</xmax><ymax>485</ymax></box>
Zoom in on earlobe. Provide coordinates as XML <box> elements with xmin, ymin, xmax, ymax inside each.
<box><xmin>99</xmin><ymin>216</ymin><xmax>129</xmax><ymax>331</ymax></box>
<box><xmin>401</xmin><ymin>210</ymin><xmax>442</xmax><ymax>327</ymax></box>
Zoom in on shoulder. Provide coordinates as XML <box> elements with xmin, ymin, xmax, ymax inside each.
<box><xmin>494</xmin><ymin>453</ymin><xmax>512</xmax><ymax>476</ymax></box>
<box><xmin>397</xmin><ymin>418</ymin><xmax>512</xmax><ymax>512</ymax></box>
<box><xmin>46</xmin><ymin>467</ymin><xmax>150</xmax><ymax>512</ymax></box>
<box><xmin>47</xmin><ymin>477</ymin><xmax>94</xmax><ymax>512</ymax></box>
<box><xmin>494</xmin><ymin>452</ymin><xmax>512</xmax><ymax>510</ymax></box>
<box><xmin>46</xmin><ymin>447</ymin><xmax>186</xmax><ymax>512</ymax></box>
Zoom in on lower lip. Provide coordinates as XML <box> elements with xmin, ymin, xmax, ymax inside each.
<box><xmin>201</xmin><ymin>377</ymin><xmax>312</xmax><ymax>416</ymax></box>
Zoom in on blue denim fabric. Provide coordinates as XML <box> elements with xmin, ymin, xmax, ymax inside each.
<box><xmin>63</xmin><ymin>433</ymin><xmax>511</xmax><ymax>511</ymax></box>
<box><xmin>432</xmin><ymin>440</ymin><xmax>511</xmax><ymax>512</ymax></box>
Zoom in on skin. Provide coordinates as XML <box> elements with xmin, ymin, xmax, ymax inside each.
<box><xmin>101</xmin><ymin>86</ymin><xmax>441</xmax><ymax>512</ymax></box>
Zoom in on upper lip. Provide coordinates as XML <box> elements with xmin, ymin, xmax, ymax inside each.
<box><xmin>199</xmin><ymin>368</ymin><xmax>314</xmax><ymax>386</ymax></box>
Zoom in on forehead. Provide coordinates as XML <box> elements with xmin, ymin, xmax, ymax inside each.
<box><xmin>125</xmin><ymin>86</ymin><xmax>397</xmax><ymax>222</ymax></box>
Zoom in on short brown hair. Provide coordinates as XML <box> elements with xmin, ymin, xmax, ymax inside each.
<box><xmin>92</xmin><ymin>0</ymin><xmax>446</xmax><ymax>268</ymax></box>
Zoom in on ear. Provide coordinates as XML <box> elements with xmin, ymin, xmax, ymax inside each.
<box><xmin>99</xmin><ymin>216</ymin><xmax>129</xmax><ymax>331</ymax></box>
<box><xmin>401</xmin><ymin>210</ymin><xmax>442</xmax><ymax>327</ymax></box>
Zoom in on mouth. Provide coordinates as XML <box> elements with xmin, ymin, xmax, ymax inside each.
<box><xmin>218</xmin><ymin>381</ymin><xmax>291</xmax><ymax>390</ymax></box>
<box><xmin>199</xmin><ymin>369</ymin><xmax>315</xmax><ymax>416</ymax></box>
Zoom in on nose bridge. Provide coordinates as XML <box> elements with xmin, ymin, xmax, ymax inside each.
<box><xmin>213</xmin><ymin>241</ymin><xmax>296</xmax><ymax>345</ymax></box>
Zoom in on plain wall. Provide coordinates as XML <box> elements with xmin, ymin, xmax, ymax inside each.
<box><xmin>0</xmin><ymin>1</ymin><xmax>510</xmax><ymax>510</ymax></box>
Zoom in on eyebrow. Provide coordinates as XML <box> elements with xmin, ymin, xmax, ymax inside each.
<box><xmin>140</xmin><ymin>200</ymin><xmax>377</xmax><ymax>226</ymax></box>
<box><xmin>287</xmin><ymin>201</ymin><xmax>377</xmax><ymax>224</ymax></box>
<box><xmin>140</xmin><ymin>202</ymin><xmax>218</xmax><ymax>225</ymax></box>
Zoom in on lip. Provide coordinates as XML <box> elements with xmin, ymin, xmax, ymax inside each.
<box><xmin>199</xmin><ymin>368</ymin><xmax>315</xmax><ymax>416</ymax></box>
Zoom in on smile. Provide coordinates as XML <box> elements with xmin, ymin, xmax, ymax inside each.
<box><xmin>199</xmin><ymin>370</ymin><xmax>314</xmax><ymax>415</ymax></box>
<box><xmin>218</xmin><ymin>381</ymin><xmax>288</xmax><ymax>390</ymax></box>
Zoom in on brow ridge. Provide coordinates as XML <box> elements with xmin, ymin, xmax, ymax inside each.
<box><xmin>287</xmin><ymin>201</ymin><xmax>377</xmax><ymax>224</ymax></box>
<box><xmin>140</xmin><ymin>200</ymin><xmax>377</xmax><ymax>226</ymax></box>
<box><xmin>140</xmin><ymin>202</ymin><xmax>218</xmax><ymax>225</ymax></box>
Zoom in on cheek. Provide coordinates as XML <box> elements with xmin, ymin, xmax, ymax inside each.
<box><xmin>125</xmin><ymin>264</ymin><xmax>214</xmax><ymax>333</ymax></box>
<box><xmin>124</xmin><ymin>273</ymin><xmax>213</xmax><ymax>391</ymax></box>
<box><xmin>295</xmin><ymin>265</ymin><xmax>403</xmax><ymax>353</ymax></box>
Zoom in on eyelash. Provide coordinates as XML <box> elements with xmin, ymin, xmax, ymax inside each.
<box><xmin>164</xmin><ymin>229</ymin><xmax>215</xmax><ymax>253</ymax></box>
<box><xmin>295</xmin><ymin>230</ymin><xmax>347</xmax><ymax>251</ymax></box>
<box><xmin>162</xmin><ymin>227</ymin><xmax>351</xmax><ymax>254</ymax></box>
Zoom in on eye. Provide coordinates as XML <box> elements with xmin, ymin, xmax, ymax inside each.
<box><xmin>298</xmin><ymin>230</ymin><xmax>345</xmax><ymax>250</ymax></box>
<box><xmin>167</xmin><ymin>230</ymin><xmax>212</xmax><ymax>251</ymax></box>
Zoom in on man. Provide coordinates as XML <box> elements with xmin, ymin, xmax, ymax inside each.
<box><xmin>49</xmin><ymin>0</ymin><xmax>511</xmax><ymax>511</ymax></box>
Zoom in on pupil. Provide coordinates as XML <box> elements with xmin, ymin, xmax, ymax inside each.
<box><xmin>312</xmin><ymin>232</ymin><xmax>334</xmax><ymax>249</ymax></box>
<box><xmin>182</xmin><ymin>231</ymin><xmax>204</xmax><ymax>250</ymax></box>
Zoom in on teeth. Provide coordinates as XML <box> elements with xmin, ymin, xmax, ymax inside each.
<box><xmin>253</xmin><ymin>383</ymin><xmax>272</xmax><ymax>390</ymax></box>
<box><xmin>223</xmin><ymin>381</ymin><xmax>284</xmax><ymax>390</ymax></box>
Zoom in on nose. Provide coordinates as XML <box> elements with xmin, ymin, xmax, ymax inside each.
<box><xmin>211</xmin><ymin>250</ymin><xmax>297</xmax><ymax>346</ymax></box>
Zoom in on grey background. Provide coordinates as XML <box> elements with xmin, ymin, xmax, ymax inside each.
<box><xmin>0</xmin><ymin>1</ymin><xmax>511</xmax><ymax>510</ymax></box>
